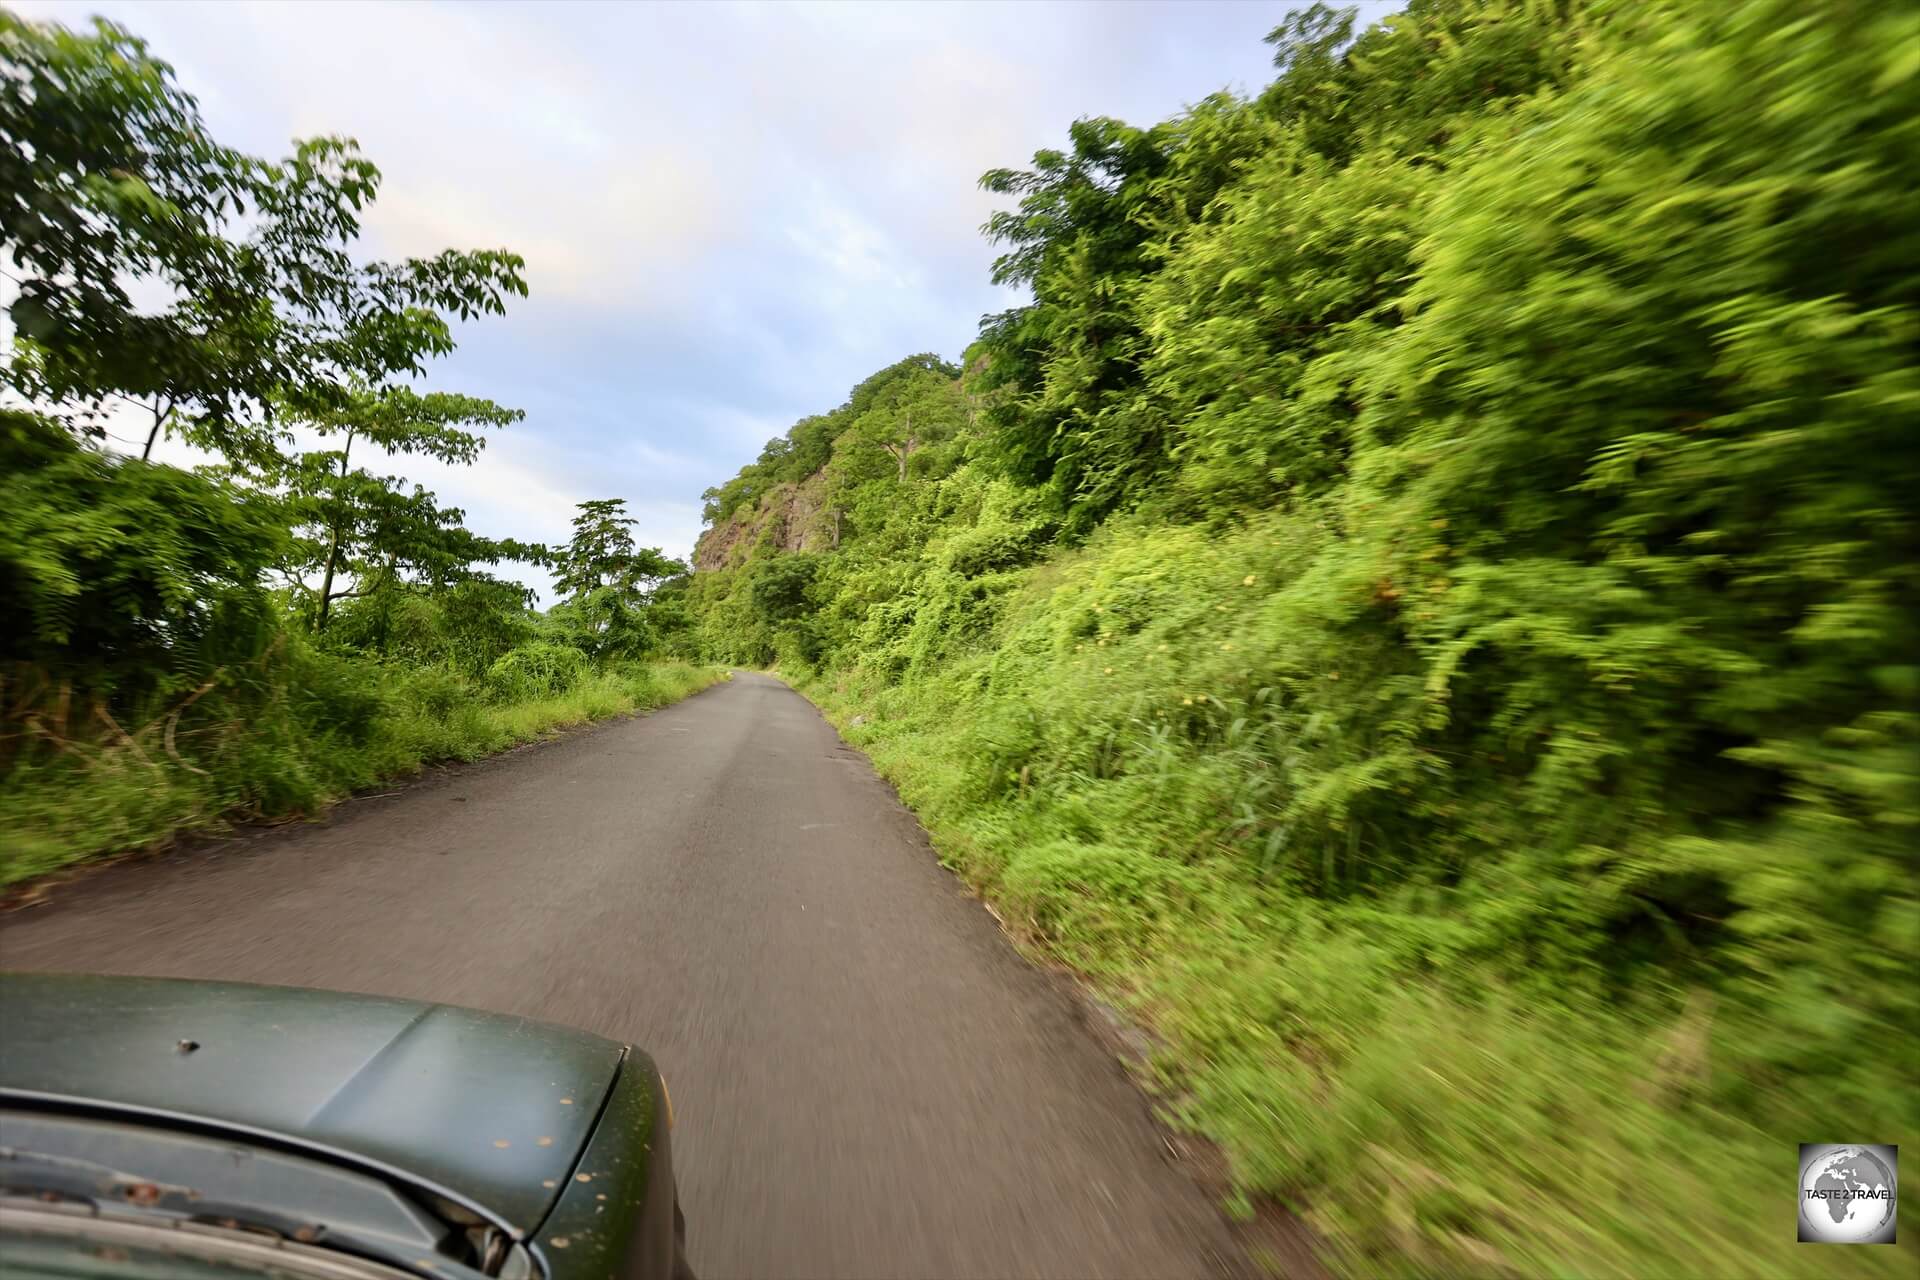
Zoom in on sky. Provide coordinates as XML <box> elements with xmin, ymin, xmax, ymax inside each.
<box><xmin>15</xmin><ymin>0</ymin><xmax>1396</xmax><ymax>598</ymax></box>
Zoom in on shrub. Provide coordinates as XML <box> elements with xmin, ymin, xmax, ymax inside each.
<box><xmin>484</xmin><ymin>643</ymin><xmax>589</xmax><ymax>701</ymax></box>
<box><xmin>1000</xmin><ymin>839</ymin><xmax>1201</xmax><ymax>961</ymax></box>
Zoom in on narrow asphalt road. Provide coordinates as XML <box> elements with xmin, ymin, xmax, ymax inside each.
<box><xmin>0</xmin><ymin>672</ymin><xmax>1242</xmax><ymax>1279</ymax></box>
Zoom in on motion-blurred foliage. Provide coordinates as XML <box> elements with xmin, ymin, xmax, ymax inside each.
<box><xmin>687</xmin><ymin>1</ymin><xmax>1920</xmax><ymax>1274</ymax></box>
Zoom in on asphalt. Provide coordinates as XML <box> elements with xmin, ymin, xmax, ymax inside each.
<box><xmin>0</xmin><ymin>672</ymin><xmax>1244</xmax><ymax>1280</ymax></box>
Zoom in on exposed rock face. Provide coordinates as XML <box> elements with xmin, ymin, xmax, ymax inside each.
<box><xmin>692</xmin><ymin>470</ymin><xmax>833</xmax><ymax>572</ymax></box>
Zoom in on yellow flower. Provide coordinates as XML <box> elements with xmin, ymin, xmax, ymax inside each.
<box><xmin>1097</xmin><ymin>638</ymin><xmax>1106</xmax><ymax>646</ymax></box>
<box><xmin>1157</xmin><ymin>643</ymin><xmax>1168</xmax><ymax>652</ymax></box>
<box><xmin>1242</xmin><ymin>574</ymin><xmax>1256</xmax><ymax>586</ymax></box>
<box><xmin>1328</xmin><ymin>671</ymin><xmax>1340</xmax><ymax>681</ymax></box>
<box><xmin>1221</xmin><ymin>642</ymin><xmax>1234</xmax><ymax>652</ymax></box>
<box><xmin>1182</xmin><ymin>697</ymin><xmax>1193</xmax><ymax>706</ymax></box>
<box><xmin>1103</xmin><ymin>666</ymin><xmax>1114</xmax><ymax>675</ymax></box>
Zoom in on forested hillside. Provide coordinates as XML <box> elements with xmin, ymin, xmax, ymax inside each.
<box><xmin>0</xmin><ymin>14</ymin><xmax>716</xmax><ymax>882</ymax></box>
<box><xmin>685</xmin><ymin>1</ymin><xmax>1919</xmax><ymax>1274</ymax></box>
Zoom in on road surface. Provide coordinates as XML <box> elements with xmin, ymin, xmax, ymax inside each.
<box><xmin>0</xmin><ymin>672</ymin><xmax>1243</xmax><ymax>1279</ymax></box>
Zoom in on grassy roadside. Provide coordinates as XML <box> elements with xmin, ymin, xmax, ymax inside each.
<box><xmin>1</xmin><ymin>661</ymin><xmax>726</xmax><ymax>887</ymax></box>
<box><xmin>783</xmin><ymin>516</ymin><xmax>1916</xmax><ymax>1279</ymax></box>
<box><xmin>805</xmin><ymin>671</ymin><xmax>1915</xmax><ymax>1279</ymax></box>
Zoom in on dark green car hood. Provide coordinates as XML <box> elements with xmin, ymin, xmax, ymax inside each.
<box><xmin>0</xmin><ymin>974</ymin><xmax>624</xmax><ymax>1236</ymax></box>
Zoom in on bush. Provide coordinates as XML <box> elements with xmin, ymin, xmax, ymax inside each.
<box><xmin>392</xmin><ymin>663</ymin><xmax>470</xmax><ymax>721</ymax></box>
<box><xmin>0</xmin><ymin>411</ymin><xmax>287</xmax><ymax>701</ymax></box>
<box><xmin>484</xmin><ymin>642</ymin><xmax>589</xmax><ymax>701</ymax></box>
<box><xmin>770</xmin><ymin>622</ymin><xmax>823</xmax><ymax>674</ymax></box>
<box><xmin>1000</xmin><ymin>839</ymin><xmax>1201</xmax><ymax>961</ymax></box>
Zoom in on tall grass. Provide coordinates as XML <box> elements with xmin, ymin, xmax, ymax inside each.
<box><xmin>1</xmin><ymin>658</ymin><xmax>723</xmax><ymax>885</ymax></box>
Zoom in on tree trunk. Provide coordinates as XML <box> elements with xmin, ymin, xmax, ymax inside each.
<box><xmin>315</xmin><ymin>431</ymin><xmax>355</xmax><ymax>630</ymax></box>
<box><xmin>316</xmin><ymin>531</ymin><xmax>342</xmax><ymax>630</ymax></box>
<box><xmin>140</xmin><ymin>398</ymin><xmax>172</xmax><ymax>461</ymax></box>
<box><xmin>883</xmin><ymin>417</ymin><xmax>919</xmax><ymax>483</ymax></box>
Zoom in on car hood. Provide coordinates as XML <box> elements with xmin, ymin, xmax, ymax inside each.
<box><xmin>0</xmin><ymin>973</ymin><xmax>624</xmax><ymax>1236</ymax></box>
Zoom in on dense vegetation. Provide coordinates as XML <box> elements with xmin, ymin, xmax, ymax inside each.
<box><xmin>687</xmin><ymin>1</ymin><xmax>1919</xmax><ymax>1274</ymax></box>
<box><xmin>0</xmin><ymin>12</ymin><xmax>715</xmax><ymax>884</ymax></box>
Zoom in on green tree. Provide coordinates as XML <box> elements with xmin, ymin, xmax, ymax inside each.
<box><xmin>278</xmin><ymin>458</ymin><xmax>537</xmax><ymax>633</ymax></box>
<box><xmin>747</xmin><ymin>554</ymin><xmax>818</xmax><ymax>626</ymax></box>
<box><xmin>550</xmin><ymin>499</ymin><xmax>685</xmax><ymax>660</ymax></box>
<box><xmin>275</xmin><ymin>387</ymin><xmax>527</xmax><ymax>629</ymax></box>
<box><xmin>974</xmin><ymin>117</ymin><xmax>1165</xmax><ymax>513</ymax></box>
<box><xmin>0</xmin><ymin>409</ymin><xmax>286</xmax><ymax>697</ymax></box>
<box><xmin>0</xmin><ymin>12</ymin><xmax>526</xmax><ymax>468</ymax></box>
<box><xmin>556</xmin><ymin>499</ymin><xmax>680</xmax><ymax>602</ymax></box>
<box><xmin>280</xmin><ymin>461</ymin><xmax>536</xmax><ymax>632</ymax></box>
<box><xmin>974</xmin><ymin>101</ymin><xmax>1265</xmax><ymax>526</ymax></box>
<box><xmin>866</xmin><ymin>366</ymin><xmax>962</xmax><ymax>483</ymax></box>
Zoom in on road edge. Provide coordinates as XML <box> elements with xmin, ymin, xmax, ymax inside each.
<box><xmin>765</xmin><ymin>666</ymin><xmax>1332</xmax><ymax>1280</ymax></box>
<box><xmin>0</xmin><ymin>669</ymin><xmax>734</xmax><ymax>916</ymax></box>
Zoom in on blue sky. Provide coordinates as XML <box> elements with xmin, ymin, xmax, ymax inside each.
<box><xmin>19</xmin><ymin>0</ymin><xmax>1395</xmax><ymax>596</ymax></box>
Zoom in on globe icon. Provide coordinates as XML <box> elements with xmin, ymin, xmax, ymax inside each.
<box><xmin>1799</xmin><ymin>1146</ymin><xmax>1897</xmax><ymax>1243</ymax></box>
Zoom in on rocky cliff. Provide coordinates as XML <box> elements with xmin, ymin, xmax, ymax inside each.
<box><xmin>692</xmin><ymin>470</ymin><xmax>834</xmax><ymax>572</ymax></box>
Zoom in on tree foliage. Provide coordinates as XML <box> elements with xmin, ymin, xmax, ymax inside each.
<box><xmin>546</xmin><ymin>499</ymin><xmax>685</xmax><ymax>661</ymax></box>
<box><xmin>275</xmin><ymin>386</ymin><xmax>533</xmax><ymax>628</ymax></box>
<box><xmin>0</xmin><ymin>11</ymin><xmax>526</xmax><ymax>467</ymax></box>
<box><xmin>0</xmin><ymin>410</ymin><xmax>284</xmax><ymax>693</ymax></box>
